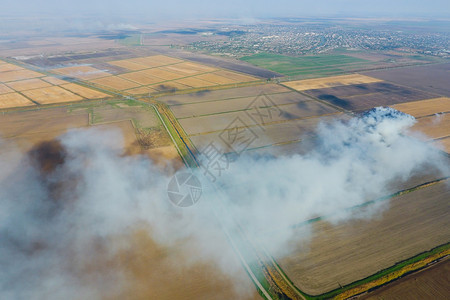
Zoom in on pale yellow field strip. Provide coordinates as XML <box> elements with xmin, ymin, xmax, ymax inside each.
<box><xmin>283</xmin><ymin>74</ymin><xmax>383</xmax><ymax>91</ymax></box>
<box><xmin>108</xmin><ymin>60</ymin><xmax>148</xmax><ymax>71</ymax></box>
<box><xmin>90</xmin><ymin>76</ymin><xmax>140</xmax><ymax>90</ymax></box>
<box><xmin>0</xmin><ymin>83</ymin><xmax>14</xmax><ymax>95</ymax></box>
<box><xmin>122</xmin><ymin>55</ymin><xmax>184</xmax><ymax>69</ymax></box>
<box><xmin>0</xmin><ymin>92</ymin><xmax>35</xmax><ymax>108</ymax></box>
<box><xmin>159</xmin><ymin>63</ymin><xmax>205</xmax><ymax>76</ymax></box>
<box><xmin>158</xmin><ymin>61</ymin><xmax>217</xmax><ymax>75</ymax></box>
<box><xmin>0</xmin><ymin>69</ymin><xmax>43</xmax><ymax>82</ymax></box>
<box><xmin>433</xmin><ymin>136</ymin><xmax>450</xmax><ymax>153</ymax></box>
<box><xmin>60</xmin><ymin>83</ymin><xmax>109</xmax><ymax>99</ymax></box>
<box><xmin>149</xmin><ymin>81</ymin><xmax>191</xmax><ymax>92</ymax></box>
<box><xmin>392</xmin><ymin>97</ymin><xmax>450</xmax><ymax>118</ymax></box>
<box><xmin>214</xmin><ymin>70</ymin><xmax>259</xmax><ymax>82</ymax></box>
<box><xmin>137</xmin><ymin>55</ymin><xmax>184</xmax><ymax>66</ymax></box>
<box><xmin>119</xmin><ymin>71</ymin><xmax>164</xmax><ymax>85</ymax></box>
<box><xmin>126</xmin><ymin>57</ymin><xmax>164</xmax><ymax>68</ymax></box>
<box><xmin>41</xmin><ymin>76</ymin><xmax>70</xmax><ymax>85</ymax></box>
<box><xmin>0</xmin><ymin>63</ymin><xmax>24</xmax><ymax>73</ymax></box>
<box><xmin>195</xmin><ymin>73</ymin><xmax>239</xmax><ymax>85</ymax></box>
<box><xmin>125</xmin><ymin>86</ymin><xmax>157</xmax><ymax>95</ymax></box>
<box><xmin>53</xmin><ymin>65</ymin><xmax>111</xmax><ymax>80</ymax></box>
<box><xmin>411</xmin><ymin>113</ymin><xmax>450</xmax><ymax>140</ymax></box>
<box><xmin>174</xmin><ymin>77</ymin><xmax>217</xmax><ymax>88</ymax></box>
<box><xmin>180</xmin><ymin>62</ymin><xmax>217</xmax><ymax>73</ymax></box>
<box><xmin>0</xmin><ymin>60</ymin><xmax>6</xmax><ymax>65</ymax></box>
<box><xmin>6</xmin><ymin>78</ymin><xmax>52</xmax><ymax>92</ymax></box>
<box><xmin>141</xmin><ymin>68</ymin><xmax>185</xmax><ymax>80</ymax></box>
<box><xmin>22</xmin><ymin>86</ymin><xmax>83</xmax><ymax>104</ymax></box>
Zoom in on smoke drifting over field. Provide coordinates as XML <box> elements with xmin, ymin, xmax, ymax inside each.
<box><xmin>0</xmin><ymin>107</ymin><xmax>448</xmax><ymax>299</ymax></box>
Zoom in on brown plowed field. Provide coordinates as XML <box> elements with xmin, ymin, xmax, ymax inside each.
<box><xmin>362</xmin><ymin>257</ymin><xmax>450</xmax><ymax>300</ymax></box>
<box><xmin>277</xmin><ymin>181</ymin><xmax>450</xmax><ymax>295</ymax></box>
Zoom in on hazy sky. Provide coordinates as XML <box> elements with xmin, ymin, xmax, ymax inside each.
<box><xmin>2</xmin><ymin>0</ymin><xmax>450</xmax><ymax>19</ymax></box>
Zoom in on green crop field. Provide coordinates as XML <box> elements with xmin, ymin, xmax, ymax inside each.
<box><xmin>118</xmin><ymin>34</ymin><xmax>142</xmax><ymax>46</ymax></box>
<box><xmin>240</xmin><ymin>53</ymin><xmax>372</xmax><ymax>78</ymax></box>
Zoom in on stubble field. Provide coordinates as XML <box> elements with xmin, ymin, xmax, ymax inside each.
<box><xmin>0</xmin><ymin>61</ymin><xmax>111</xmax><ymax>109</ymax></box>
<box><xmin>276</xmin><ymin>180</ymin><xmax>450</xmax><ymax>295</ymax></box>
<box><xmin>361</xmin><ymin>257</ymin><xmax>450</xmax><ymax>300</ymax></box>
<box><xmin>49</xmin><ymin>55</ymin><xmax>261</xmax><ymax>96</ymax></box>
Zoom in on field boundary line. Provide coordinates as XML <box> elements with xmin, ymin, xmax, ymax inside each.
<box><xmin>175</xmin><ymin>101</ymin><xmax>316</xmax><ymax>120</ymax></box>
<box><xmin>167</xmin><ymin>91</ymin><xmax>296</xmax><ymax>107</ymax></box>
<box><xmin>187</xmin><ymin>112</ymin><xmax>342</xmax><ymax>137</ymax></box>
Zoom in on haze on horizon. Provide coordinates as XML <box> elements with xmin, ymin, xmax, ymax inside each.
<box><xmin>2</xmin><ymin>0</ymin><xmax>450</xmax><ymax>20</ymax></box>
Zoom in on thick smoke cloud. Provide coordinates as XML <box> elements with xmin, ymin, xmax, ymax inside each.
<box><xmin>0</xmin><ymin>107</ymin><xmax>448</xmax><ymax>299</ymax></box>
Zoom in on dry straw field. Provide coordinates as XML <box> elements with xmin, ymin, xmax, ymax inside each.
<box><xmin>283</xmin><ymin>74</ymin><xmax>382</xmax><ymax>91</ymax></box>
<box><xmin>51</xmin><ymin>55</ymin><xmax>260</xmax><ymax>95</ymax></box>
<box><xmin>392</xmin><ymin>97</ymin><xmax>450</xmax><ymax>153</ymax></box>
<box><xmin>0</xmin><ymin>61</ymin><xmax>110</xmax><ymax>109</ymax></box>
<box><xmin>277</xmin><ymin>180</ymin><xmax>450</xmax><ymax>295</ymax></box>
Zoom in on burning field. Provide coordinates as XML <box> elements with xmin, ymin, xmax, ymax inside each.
<box><xmin>1</xmin><ymin>102</ymin><xmax>448</xmax><ymax>299</ymax></box>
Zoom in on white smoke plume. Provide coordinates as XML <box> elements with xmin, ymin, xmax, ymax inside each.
<box><xmin>0</xmin><ymin>107</ymin><xmax>448</xmax><ymax>299</ymax></box>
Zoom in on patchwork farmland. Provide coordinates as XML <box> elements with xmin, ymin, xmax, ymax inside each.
<box><xmin>0</xmin><ymin>60</ymin><xmax>111</xmax><ymax>109</ymax></box>
<box><xmin>283</xmin><ymin>74</ymin><xmax>437</xmax><ymax>112</ymax></box>
<box><xmin>50</xmin><ymin>54</ymin><xmax>261</xmax><ymax>96</ymax></box>
<box><xmin>156</xmin><ymin>67</ymin><xmax>450</xmax><ymax>299</ymax></box>
<box><xmin>158</xmin><ymin>84</ymin><xmax>346</xmax><ymax>156</ymax></box>
<box><xmin>1</xmin><ymin>43</ymin><xmax>449</xmax><ymax>300</ymax></box>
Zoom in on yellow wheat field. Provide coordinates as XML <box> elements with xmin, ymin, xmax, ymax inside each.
<box><xmin>119</xmin><ymin>71</ymin><xmax>163</xmax><ymax>86</ymax></box>
<box><xmin>141</xmin><ymin>68</ymin><xmax>185</xmax><ymax>80</ymax></box>
<box><xmin>0</xmin><ymin>69</ymin><xmax>43</xmax><ymax>82</ymax></box>
<box><xmin>195</xmin><ymin>73</ymin><xmax>239</xmax><ymax>85</ymax></box>
<box><xmin>159</xmin><ymin>64</ymin><xmax>205</xmax><ymax>76</ymax></box>
<box><xmin>125</xmin><ymin>86</ymin><xmax>157</xmax><ymax>95</ymax></box>
<box><xmin>108</xmin><ymin>60</ymin><xmax>148</xmax><ymax>71</ymax></box>
<box><xmin>411</xmin><ymin>113</ymin><xmax>450</xmax><ymax>140</ymax></box>
<box><xmin>0</xmin><ymin>63</ymin><xmax>24</xmax><ymax>73</ymax></box>
<box><xmin>0</xmin><ymin>83</ymin><xmax>14</xmax><ymax>95</ymax></box>
<box><xmin>60</xmin><ymin>83</ymin><xmax>109</xmax><ymax>99</ymax></box>
<box><xmin>214</xmin><ymin>70</ymin><xmax>258</xmax><ymax>82</ymax></box>
<box><xmin>174</xmin><ymin>77</ymin><xmax>217</xmax><ymax>88</ymax></box>
<box><xmin>41</xmin><ymin>76</ymin><xmax>70</xmax><ymax>85</ymax></box>
<box><xmin>433</xmin><ymin>137</ymin><xmax>450</xmax><ymax>153</ymax></box>
<box><xmin>284</xmin><ymin>74</ymin><xmax>383</xmax><ymax>91</ymax></box>
<box><xmin>135</xmin><ymin>55</ymin><xmax>183</xmax><ymax>66</ymax></box>
<box><xmin>392</xmin><ymin>97</ymin><xmax>450</xmax><ymax>118</ymax></box>
<box><xmin>159</xmin><ymin>62</ymin><xmax>217</xmax><ymax>75</ymax></box>
<box><xmin>179</xmin><ymin>62</ymin><xmax>217</xmax><ymax>73</ymax></box>
<box><xmin>123</xmin><ymin>55</ymin><xmax>183</xmax><ymax>69</ymax></box>
<box><xmin>0</xmin><ymin>92</ymin><xmax>35</xmax><ymax>108</ymax></box>
<box><xmin>22</xmin><ymin>86</ymin><xmax>83</xmax><ymax>104</ymax></box>
<box><xmin>149</xmin><ymin>81</ymin><xmax>190</xmax><ymax>92</ymax></box>
<box><xmin>90</xmin><ymin>76</ymin><xmax>140</xmax><ymax>91</ymax></box>
<box><xmin>6</xmin><ymin>78</ymin><xmax>52</xmax><ymax>92</ymax></box>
